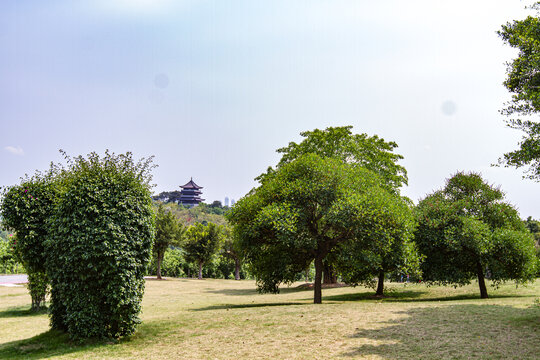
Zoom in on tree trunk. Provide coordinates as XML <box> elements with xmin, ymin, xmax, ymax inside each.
<box><xmin>477</xmin><ymin>262</ymin><xmax>488</xmax><ymax>299</ymax></box>
<box><xmin>198</xmin><ymin>261</ymin><xmax>203</xmax><ymax>280</ymax></box>
<box><xmin>305</xmin><ymin>268</ymin><xmax>309</xmax><ymax>283</ymax></box>
<box><xmin>323</xmin><ymin>261</ymin><xmax>338</xmax><ymax>284</ymax></box>
<box><xmin>234</xmin><ymin>259</ymin><xmax>240</xmax><ymax>280</ymax></box>
<box><xmin>376</xmin><ymin>270</ymin><xmax>385</xmax><ymax>296</ymax></box>
<box><xmin>314</xmin><ymin>255</ymin><xmax>324</xmax><ymax>304</ymax></box>
<box><xmin>156</xmin><ymin>252</ymin><xmax>163</xmax><ymax>280</ymax></box>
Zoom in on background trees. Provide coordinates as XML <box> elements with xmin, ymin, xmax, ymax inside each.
<box><xmin>154</xmin><ymin>204</ymin><xmax>184</xmax><ymax>279</ymax></box>
<box><xmin>184</xmin><ymin>222</ymin><xmax>223</xmax><ymax>279</ymax></box>
<box><xmin>415</xmin><ymin>172</ymin><xmax>538</xmax><ymax>298</ymax></box>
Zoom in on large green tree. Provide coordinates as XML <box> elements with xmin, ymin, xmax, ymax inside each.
<box><xmin>154</xmin><ymin>204</ymin><xmax>185</xmax><ymax>279</ymax></box>
<box><xmin>250</xmin><ymin>126</ymin><xmax>416</xmax><ymax>295</ymax></box>
<box><xmin>498</xmin><ymin>5</ymin><xmax>540</xmax><ymax>178</ymax></box>
<box><xmin>184</xmin><ymin>222</ymin><xmax>223</xmax><ymax>279</ymax></box>
<box><xmin>228</xmin><ymin>153</ymin><xmax>414</xmax><ymax>303</ymax></box>
<box><xmin>415</xmin><ymin>172</ymin><xmax>538</xmax><ymax>298</ymax></box>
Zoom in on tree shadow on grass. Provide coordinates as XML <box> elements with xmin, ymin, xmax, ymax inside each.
<box><xmin>323</xmin><ymin>290</ymin><xmax>536</xmax><ymax>303</ymax></box>
<box><xmin>0</xmin><ymin>330</ymin><xmax>108</xmax><ymax>360</ymax></box>
<box><xmin>341</xmin><ymin>304</ymin><xmax>540</xmax><ymax>359</ymax></box>
<box><xmin>322</xmin><ymin>290</ymin><xmax>426</xmax><ymax>302</ymax></box>
<box><xmin>0</xmin><ymin>306</ymin><xmax>48</xmax><ymax>319</ymax></box>
<box><xmin>0</xmin><ymin>318</ymin><xmax>184</xmax><ymax>360</ymax></box>
<box><xmin>205</xmin><ymin>285</ymin><xmax>312</xmax><ymax>297</ymax></box>
<box><xmin>191</xmin><ymin>302</ymin><xmax>306</xmax><ymax>312</ymax></box>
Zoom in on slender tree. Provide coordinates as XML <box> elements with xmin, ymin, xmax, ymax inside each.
<box><xmin>154</xmin><ymin>204</ymin><xmax>184</xmax><ymax>279</ymax></box>
<box><xmin>184</xmin><ymin>222</ymin><xmax>222</xmax><ymax>279</ymax></box>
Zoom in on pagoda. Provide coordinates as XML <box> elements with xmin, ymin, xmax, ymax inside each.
<box><xmin>178</xmin><ymin>178</ymin><xmax>204</xmax><ymax>207</ymax></box>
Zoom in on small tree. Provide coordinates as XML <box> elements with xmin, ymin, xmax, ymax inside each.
<box><xmin>0</xmin><ymin>175</ymin><xmax>58</xmax><ymax>311</ymax></box>
<box><xmin>184</xmin><ymin>222</ymin><xmax>222</xmax><ymax>279</ymax></box>
<box><xmin>221</xmin><ymin>226</ymin><xmax>243</xmax><ymax>280</ymax></box>
<box><xmin>415</xmin><ymin>172</ymin><xmax>538</xmax><ymax>298</ymax></box>
<box><xmin>154</xmin><ymin>204</ymin><xmax>184</xmax><ymax>279</ymax></box>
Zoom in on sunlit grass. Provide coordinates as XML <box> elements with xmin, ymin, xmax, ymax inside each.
<box><xmin>0</xmin><ymin>278</ymin><xmax>538</xmax><ymax>359</ymax></box>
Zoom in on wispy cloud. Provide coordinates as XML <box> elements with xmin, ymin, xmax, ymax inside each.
<box><xmin>4</xmin><ymin>146</ymin><xmax>24</xmax><ymax>156</ymax></box>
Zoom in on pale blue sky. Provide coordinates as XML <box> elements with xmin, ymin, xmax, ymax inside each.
<box><xmin>2</xmin><ymin>1</ymin><xmax>539</xmax><ymax>217</ymax></box>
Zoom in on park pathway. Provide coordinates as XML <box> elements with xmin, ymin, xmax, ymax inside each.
<box><xmin>0</xmin><ymin>274</ymin><xmax>28</xmax><ymax>287</ymax></box>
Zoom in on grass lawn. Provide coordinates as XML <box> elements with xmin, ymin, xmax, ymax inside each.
<box><xmin>0</xmin><ymin>278</ymin><xmax>538</xmax><ymax>359</ymax></box>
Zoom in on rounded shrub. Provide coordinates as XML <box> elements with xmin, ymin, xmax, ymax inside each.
<box><xmin>45</xmin><ymin>152</ymin><xmax>155</xmax><ymax>340</ymax></box>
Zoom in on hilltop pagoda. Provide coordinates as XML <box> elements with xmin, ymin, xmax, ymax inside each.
<box><xmin>179</xmin><ymin>178</ymin><xmax>204</xmax><ymax>207</ymax></box>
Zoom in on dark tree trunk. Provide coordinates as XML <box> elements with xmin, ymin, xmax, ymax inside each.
<box><xmin>477</xmin><ymin>262</ymin><xmax>488</xmax><ymax>299</ymax></box>
<box><xmin>198</xmin><ymin>261</ymin><xmax>203</xmax><ymax>280</ymax></box>
<box><xmin>376</xmin><ymin>270</ymin><xmax>385</xmax><ymax>296</ymax></box>
<box><xmin>156</xmin><ymin>252</ymin><xmax>163</xmax><ymax>280</ymax></box>
<box><xmin>234</xmin><ymin>259</ymin><xmax>240</xmax><ymax>280</ymax></box>
<box><xmin>323</xmin><ymin>261</ymin><xmax>338</xmax><ymax>284</ymax></box>
<box><xmin>314</xmin><ymin>255</ymin><xmax>324</xmax><ymax>304</ymax></box>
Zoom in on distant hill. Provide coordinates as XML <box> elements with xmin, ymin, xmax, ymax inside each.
<box><xmin>153</xmin><ymin>201</ymin><xmax>229</xmax><ymax>226</ymax></box>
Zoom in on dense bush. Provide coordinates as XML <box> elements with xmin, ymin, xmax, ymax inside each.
<box><xmin>45</xmin><ymin>152</ymin><xmax>155</xmax><ymax>340</ymax></box>
<box><xmin>0</xmin><ymin>175</ymin><xmax>57</xmax><ymax>309</ymax></box>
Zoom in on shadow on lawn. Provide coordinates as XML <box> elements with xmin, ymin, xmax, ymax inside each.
<box><xmin>0</xmin><ymin>330</ymin><xmax>107</xmax><ymax>360</ymax></box>
<box><xmin>191</xmin><ymin>302</ymin><xmax>306</xmax><ymax>311</ymax></box>
<box><xmin>342</xmin><ymin>303</ymin><xmax>540</xmax><ymax>359</ymax></box>
<box><xmin>205</xmin><ymin>285</ymin><xmax>311</xmax><ymax>297</ymax></box>
<box><xmin>323</xmin><ymin>291</ymin><xmax>535</xmax><ymax>303</ymax></box>
<box><xmin>0</xmin><ymin>306</ymin><xmax>48</xmax><ymax>319</ymax></box>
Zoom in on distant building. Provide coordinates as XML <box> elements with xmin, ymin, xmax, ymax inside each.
<box><xmin>224</xmin><ymin>196</ymin><xmax>230</xmax><ymax>207</ymax></box>
<box><xmin>231</xmin><ymin>199</ymin><xmax>236</xmax><ymax>206</ymax></box>
<box><xmin>178</xmin><ymin>178</ymin><xmax>204</xmax><ymax>207</ymax></box>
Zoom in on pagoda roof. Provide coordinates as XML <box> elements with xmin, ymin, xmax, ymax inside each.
<box><xmin>180</xmin><ymin>178</ymin><xmax>203</xmax><ymax>190</ymax></box>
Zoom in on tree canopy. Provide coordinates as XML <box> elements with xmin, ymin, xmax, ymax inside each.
<box><xmin>264</xmin><ymin>126</ymin><xmax>407</xmax><ymax>191</ymax></box>
<box><xmin>498</xmin><ymin>5</ymin><xmax>540</xmax><ymax>179</ymax></box>
<box><xmin>184</xmin><ymin>222</ymin><xmax>223</xmax><ymax>279</ymax></box>
<box><xmin>415</xmin><ymin>172</ymin><xmax>538</xmax><ymax>298</ymax></box>
<box><xmin>228</xmin><ymin>153</ymin><xmax>414</xmax><ymax>303</ymax></box>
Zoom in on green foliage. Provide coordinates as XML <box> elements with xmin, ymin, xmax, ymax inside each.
<box><xmin>0</xmin><ymin>236</ymin><xmax>23</xmax><ymax>274</ymax></box>
<box><xmin>154</xmin><ymin>201</ymin><xmax>228</xmax><ymax>226</ymax></box>
<box><xmin>184</xmin><ymin>222</ymin><xmax>223</xmax><ymax>279</ymax></box>
<box><xmin>45</xmin><ymin>151</ymin><xmax>155</xmax><ymax>340</ymax></box>
<box><xmin>498</xmin><ymin>7</ymin><xmax>540</xmax><ymax>179</ymax></box>
<box><xmin>154</xmin><ymin>204</ymin><xmax>185</xmax><ymax>278</ymax></box>
<box><xmin>0</xmin><ymin>174</ymin><xmax>58</xmax><ymax>307</ymax></box>
<box><xmin>272</xmin><ymin>126</ymin><xmax>407</xmax><ymax>190</ymax></box>
<box><xmin>1</xmin><ymin>176</ymin><xmax>58</xmax><ymax>274</ymax></box>
<box><xmin>27</xmin><ymin>271</ymin><xmax>49</xmax><ymax>311</ymax></box>
<box><xmin>228</xmin><ymin>153</ymin><xmax>411</xmax><ymax>303</ymax></box>
<box><xmin>415</xmin><ymin>172</ymin><xmax>538</xmax><ymax>298</ymax></box>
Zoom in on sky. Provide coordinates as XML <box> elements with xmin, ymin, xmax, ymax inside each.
<box><xmin>1</xmin><ymin>0</ymin><xmax>540</xmax><ymax>217</ymax></box>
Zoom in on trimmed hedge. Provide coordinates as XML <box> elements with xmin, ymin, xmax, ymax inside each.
<box><xmin>45</xmin><ymin>152</ymin><xmax>155</xmax><ymax>339</ymax></box>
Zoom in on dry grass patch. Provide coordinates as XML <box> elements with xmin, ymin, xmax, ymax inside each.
<box><xmin>0</xmin><ymin>279</ymin><xmax>538</xmax><ymax>359</ymax></box>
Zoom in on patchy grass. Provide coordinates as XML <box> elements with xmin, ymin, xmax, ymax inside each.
<box><xmin>0</xmin><ymin>279</ymin><xmax>538</xmax><ymax>359</ymax></box>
